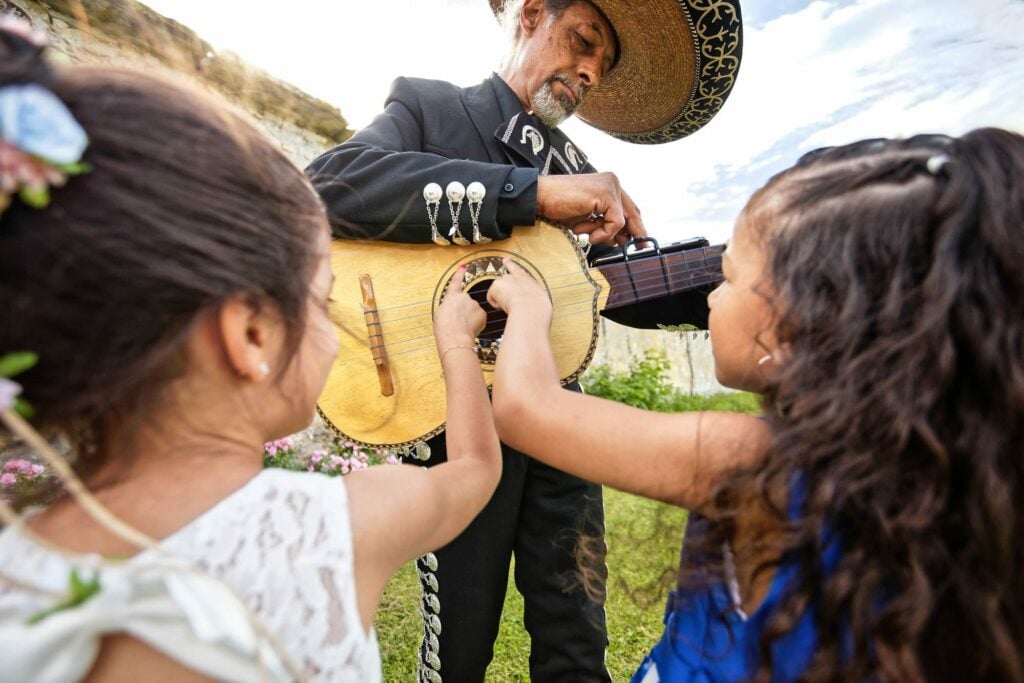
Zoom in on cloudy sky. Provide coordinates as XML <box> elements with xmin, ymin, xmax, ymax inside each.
<box><xmin>141</xmin><ymin>0</ymin><xmax>1024</xmax><ymax>245</ymax></box>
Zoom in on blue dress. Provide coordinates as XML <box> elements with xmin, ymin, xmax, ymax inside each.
<box><xmin>631</xmin><ymin>492</ymin><xmax>841</xmax><ymax>682</ymax></box>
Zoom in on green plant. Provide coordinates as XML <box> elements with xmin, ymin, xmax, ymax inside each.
<box><xmin>582</xmin><ymin>349</ymin><xmax>679</xmax><ymax>411</ymax></box>
<box><xmin>582</xmin><ymin>349</ymin><xmax>761</xmax><ymax>415</ymax></box>
<box><xmin>0</xmin><ymin>351</ymin><xmax>38</xmax><ymax>418</ymax></box>
<box><xmin>375</xmin><ymin>488</ymin><xmax>685</xmax><ymax>682</ymax></box>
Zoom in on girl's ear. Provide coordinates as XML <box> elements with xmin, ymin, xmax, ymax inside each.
<box><xmin>757</xmin><ymin>341</ymin><xmax>791</xmax><ymax>378</ymax></box>
<box><xmin>217</xmin><ymin>296</ymin><xmax>278</xmax><ymax>381</ymax></box>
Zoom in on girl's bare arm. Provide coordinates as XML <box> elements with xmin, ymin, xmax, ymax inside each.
<box><xmin>489</xmin><ymin>260</ymin><xmax>769</xmax><ymax>511</ymax></box>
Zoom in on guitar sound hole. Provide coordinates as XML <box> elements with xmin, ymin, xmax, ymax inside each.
<box><xmin>466</xmin><ymin>279</ymin><xmax>505</xmax><ymax>363</ymax></box>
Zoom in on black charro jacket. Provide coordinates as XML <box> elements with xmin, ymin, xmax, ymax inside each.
<box><xmin>306</xmin><ymin>73</ymin><xmax>710</xmax><ymax>328</ymax></box>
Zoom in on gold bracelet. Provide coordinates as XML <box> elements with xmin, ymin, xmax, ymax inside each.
<box><xmin>440</xmin><ymin>344</ymin><xmax>479</xmax><ymax>364</ymax></box>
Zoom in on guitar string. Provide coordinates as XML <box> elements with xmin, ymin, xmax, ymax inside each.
<box><xmin>333</xmin><ymin>242</ymin><xmax>722</xmax><ymax>317</ymax></box>
<box><xmin>379</xmin><ymin>269</ymin><xmax>721</xmax><ymax>353</ymax></box>
<box><xmin>346</xmin><ymin>248</ymin><xmax>723</xmax><ymax>320</ymax></box>
<box><xmin>361</xmin><ymin>266</ymin><xmax>722</xmax><ymax>350</ymax></box>
<box><xmin>370</xmin><ymin>251</ymin><xmax>723</xmax><ymax>320</ymax></box>
<box><xmin>332</xmin><ymin>307</ymin><xmax>597</xmax><ymax>366</ymax></box>
<box><xmin>347</xmin><ymin>256</ymin><xmax>722</xmax><ymax>336</ymax></box>
<box><xmin>328</xmin><ymin>271</ymin><xmax>722</xmax><ymax>365</ymax></box>
<box><xmin>359</xmin><ymin>255</ymin><xmax>722</xmax><ymax>329</ymax></box>
<box><xmin>339</xmin><ymin>260</ymin><xmax>722</xmax><ymax>345</ymax></box>
<box><xmin>332</xmin><ymin>295</ymin><xmax>711</xmax><ymax>367</ymax></box>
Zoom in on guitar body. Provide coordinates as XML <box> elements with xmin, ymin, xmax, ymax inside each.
<box><xmin>320</xmin><ymin>221</ymin><xmax>609</xmax><ymax>449</ymax></box>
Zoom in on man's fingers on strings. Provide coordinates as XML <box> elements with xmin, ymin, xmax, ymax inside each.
<box><xmin>626</xmin><ymin>217</ymin><xmax>648</xmax><ymax>239</ymax></box>
<box><xmin>621</xmin><ymin>190</ymin><xmax>647</xmax><ymax>239</ymax></box>
<box><xmin>569</xmin><ymin>218</ymin><xmax>600</xmax><ymax>235</ymax></box>
<box><xmin>602</xmin><ymin>203</ymin><xmax>627</xmax><ymax>242</ymax></box>
<box><xmin>588</xmin><ymin>225</ymin><xmax>612</xmax><ymax>245</ymax></box>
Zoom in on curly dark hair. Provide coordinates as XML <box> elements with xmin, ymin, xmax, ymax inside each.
<box><xmin>695</xmin><ymin>128</ymin><xmax>1024</xmax><ymax>682</ymax></box>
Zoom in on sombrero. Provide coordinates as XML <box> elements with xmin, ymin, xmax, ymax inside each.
<box><xmin>488</xmin><ymin>0</ymin><xmax>743</xmax><ymax>144</ymax></box>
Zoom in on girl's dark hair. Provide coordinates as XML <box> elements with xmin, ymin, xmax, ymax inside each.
<box><xmin>696</xmin><ymin>127</ymin><xmax>1024</xmax><ymax>682</ymax></box>
<box><xmin>0</xmin><ymin>29</ymin><xmax>327</xmax><ymax>478</ymax></box>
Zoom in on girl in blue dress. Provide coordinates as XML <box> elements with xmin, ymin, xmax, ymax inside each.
<box><xmin>488</xmin><ymin>128</ymin><xmax>1024</xmax><ymax>682</ymax></box>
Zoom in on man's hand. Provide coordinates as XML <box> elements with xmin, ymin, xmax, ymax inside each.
<box><xmin>536</xmin><ymin>173</ymin><xmax>647</xmax><ymax>247</ymax></box>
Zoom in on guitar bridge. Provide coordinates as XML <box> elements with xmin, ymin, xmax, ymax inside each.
<box><xmin>360</xmin><ymin>274</ymin><xmax>395</xmax><ymax>397</ymax></box>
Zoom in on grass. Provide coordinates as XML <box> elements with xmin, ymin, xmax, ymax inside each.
<box><xmin>374</xmin><ymin>390</ymin><xmax>757</xmax><ymax>680</ymax></box>
<box><xmin>663</xmin><ymin>391</ymin><xmax>760</xmax><ymax>414</ymax></box>
<box><xmin>375</xmin><ymin>488</ymin><xmax>687</xmax><ymax>682</ymax></box>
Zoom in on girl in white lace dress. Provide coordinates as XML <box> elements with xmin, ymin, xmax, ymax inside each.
<box><xmin>0</xmin><ymin>20</ymin><xmax>500</xmax><ymax>682</ymax></box>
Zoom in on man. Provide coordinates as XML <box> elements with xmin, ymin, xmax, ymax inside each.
<box><xmin>307</xmin><ymin>1</ymin><xmax>742</xmax><ymax>680</ymax></box>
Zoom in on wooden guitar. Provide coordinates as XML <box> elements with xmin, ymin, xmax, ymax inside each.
<box><xmin>319</xmin><ymin>220</ymin><xmax>723</xmax><ymax>450</ymax></box>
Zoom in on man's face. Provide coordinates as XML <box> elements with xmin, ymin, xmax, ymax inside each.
<box><xmin>518</xmin><ymin>1</ymin><xmax>618</xmax><ymax>128</ymax></box>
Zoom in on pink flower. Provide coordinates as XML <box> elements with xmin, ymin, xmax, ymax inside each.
<box><xmin>385</xmin><ymin>455</ymin><xmax>400</xmax><ymax>465</ymax></box>
<box><xmin>265</xmin><ymin>445</ymin><xmax>278</xmax><ymax>456</ymax></box>
<box><xmin>0</xmin><ymin>473</ymin><xmax>16</xmax><ymax>487</ymax></box>
<box><xmin>0</xmin><ymin>15</ymin><xmax>47</xmax><ymax>46</ymax></box>
<box><xmin>310</xmin><ymin>450</ymin><xmax>326</xmax><ymax>465</ymax></box>
<box><xmin>30</xmin><ymin>464</ymin><xmax>44</xmax><ymax>476</ymax></box>
<box><xmin>341</xmin><ymin>461</ymin><xmax>351</xmax><ymax>475</ymax></box>
<box><xmin>4</xmin><ymin>459</ymin><xmax>32</xmax><ymax>473</ymax></box>
<box><xmin>0</xmin><ymin>140</ymin><xmax>67</xmax><ymax>213</ymax></box>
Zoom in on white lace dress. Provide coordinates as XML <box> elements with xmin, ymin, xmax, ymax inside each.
<box><xmin>0</xmin><ymin>468</ymin><xmax>381</xmax><ymax>682</ymax></box>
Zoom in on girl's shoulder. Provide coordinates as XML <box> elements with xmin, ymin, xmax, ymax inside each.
<box><xmin>0</xmin><ymin>468</ymin><xmax>355</xmax><ymax>590</ymax></box>
<box><xmin>0</xmin><ymin>469</ymin><xmax>378</xmax><ymax>682</ymax></box>
<box><xmin>156</xmin><ymin>468</ymin><xmax>355</xmax><ymax>564</ymax></box>
<box><xmin>226</xmin><ymin>466</ymin><xmax>349</xmax><ymax>509</ymax></box>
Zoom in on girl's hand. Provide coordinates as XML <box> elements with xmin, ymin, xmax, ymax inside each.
<box><xmin>487</xmin><ymin>259</ymin><xmax>551</xmax><ymax>318</ymax></box>
<box><xmin>434</xmin><ymin>266</ymin><xmax>486</xmax><ymax>352</ymax></box>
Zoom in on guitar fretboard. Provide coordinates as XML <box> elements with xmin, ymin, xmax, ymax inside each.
<box><xmin>594</xmin><ymin>244</ymin><xmax>724</xmax><ymax>311</ymax></box>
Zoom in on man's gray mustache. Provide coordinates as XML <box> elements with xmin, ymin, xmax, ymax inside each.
<box><xmin>551</xmin><ymin>74</ymin><xmax>586</xmax><ymax>106</ymax></box>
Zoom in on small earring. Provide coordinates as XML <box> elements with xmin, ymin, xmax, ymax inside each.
<box><xmin>258</xmin><ymin>361</ymin><xmax>270</xmax><ymax>377</ymax></box>
<box><xmin>757</xmin><ymin>354</ymin><xmax>772</xmax><ymax>368</ymax></box>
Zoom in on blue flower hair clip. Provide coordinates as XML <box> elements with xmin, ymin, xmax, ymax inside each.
<box><xmin>0</xmin><ymin>19</ymin><xmax>90</xmax><ymax>214</ymax></box>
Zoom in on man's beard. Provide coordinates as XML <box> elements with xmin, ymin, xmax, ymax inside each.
<box><xmin>531</xmin><ymin>74</ymin><xmax>584</xmax><ymax>128</ymax></box>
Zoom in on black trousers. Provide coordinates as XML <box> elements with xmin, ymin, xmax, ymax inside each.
<box><xmin>413</xmin><ymin>433</ymin><xmax>611</xmax><ymax>683</ymax></box>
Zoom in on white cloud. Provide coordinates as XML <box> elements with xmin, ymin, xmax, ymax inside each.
<box><xmin>139</xmin><ymin>0</ymin><xmax>1024</xmax><ymax>247</ymax></box>
<box><xmin>574</xmin><ymin>0</ymin><xmax>1024</xmax><ymax>244</ymax></box>
<box><xmin>142</xmin><ymin>0</ymin><xmax>505</xmax><ymax>128</ymax></box>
